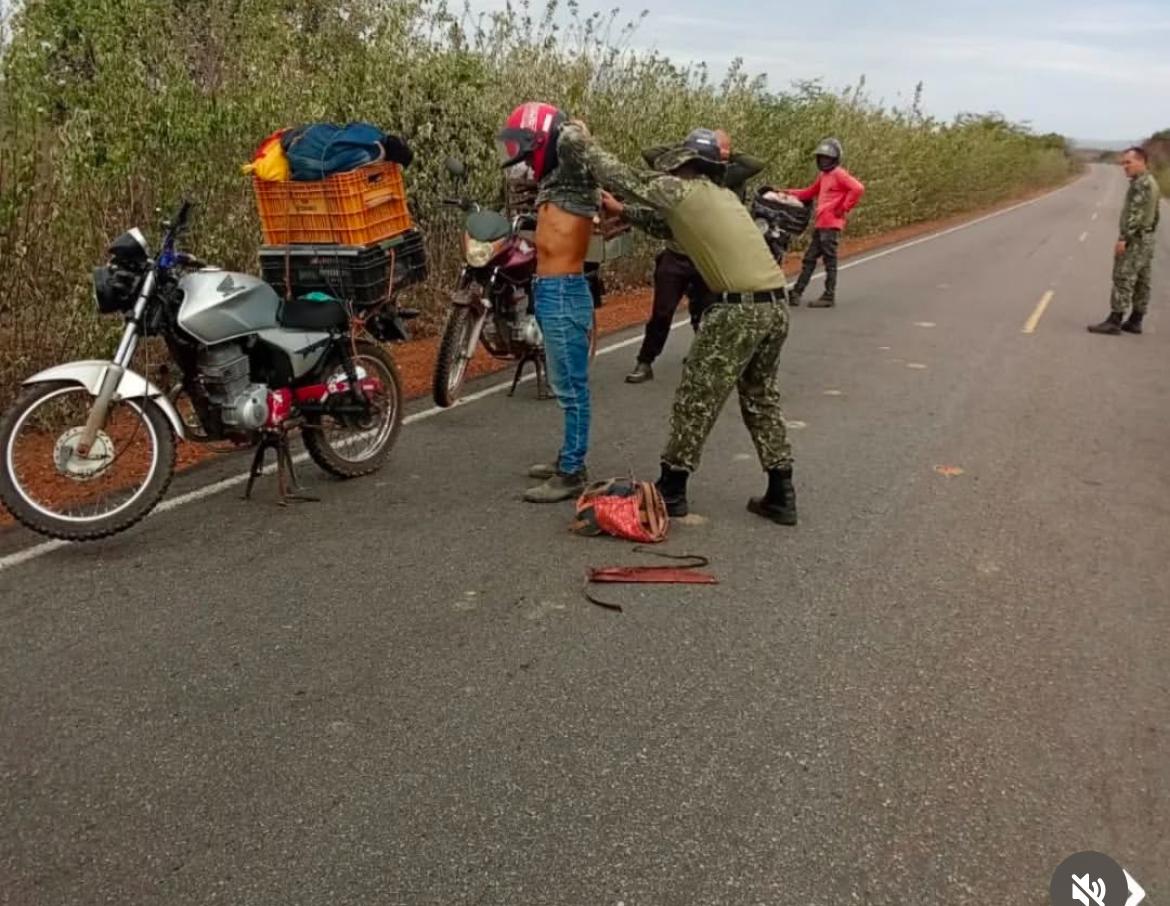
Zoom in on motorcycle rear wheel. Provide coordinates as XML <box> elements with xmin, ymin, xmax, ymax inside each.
<box><xmin>0</xmin><ymin>381</ymin><xmax>176</xmax><ymax>541</ymax></box>
<box><xmin>304</xmin><ymin>340</ymin><xmax>403</xmax><ymax>479</ymax></box>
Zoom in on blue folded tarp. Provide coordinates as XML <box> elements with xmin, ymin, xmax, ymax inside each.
<box><xmin>282</xmin><ymin>123</ymin><xmax>413</xmax><ymax>181</ymax></box>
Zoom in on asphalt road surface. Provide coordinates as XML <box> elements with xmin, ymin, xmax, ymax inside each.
<box><xmin>1</xmin><ymin>165</ymin><xmax>1167</xmax><ymax>905</ymax></box>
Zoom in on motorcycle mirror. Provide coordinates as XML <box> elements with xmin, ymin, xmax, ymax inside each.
<box><xmin>445</xmin><ymin>156</ymin><xmax>468</xmax><ymax>181</ymax></box>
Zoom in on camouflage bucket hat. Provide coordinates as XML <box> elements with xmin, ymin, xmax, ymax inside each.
<box><xmin>653</xmin><ymin>145</ymin><xmax>727</xmax><ymax>176</ymax></box>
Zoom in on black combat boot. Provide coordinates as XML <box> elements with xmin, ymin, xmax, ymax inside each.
<box><xmin>807</xmin><ymin>293</ymin><xmax>836</xmax><ymax>308</ymax></box>
<box><xmin>625</xmin><ymin>361</ymin><xmax>654</xmax><ymax>384</ymax></box>
<box><xmin>656</xmin><ymin>462</ymin><xmax>689</xmax><ymax>518</ymax></box>
<box><xmin>1087</xmin><ymin>312</ymin><xmax>1123</xmax><ymax>335</ymax></box>
<box><xmin>1121</xmin><ymin>311</ymin><xmax>1145</xmax><ymax>334</ymax></box>
<box><xmin>747</xmin><ymin>467</ymin><xmax>798</xmax><ymax>526</ymax></box>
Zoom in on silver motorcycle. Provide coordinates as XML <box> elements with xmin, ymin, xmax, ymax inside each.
<box><xmin>0</xmin><ymin>202</ymin><xmax>409</xmax><ymax>541</ymax></box>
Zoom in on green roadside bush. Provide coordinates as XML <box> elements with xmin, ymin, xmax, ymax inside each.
<box><xmin>0</xmin><ymin>0</ymin><xmax>1077</xmax><ymax>403</ymax></box>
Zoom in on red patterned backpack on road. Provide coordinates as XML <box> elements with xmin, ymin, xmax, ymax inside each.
<box><xmin>570</xmin><ymin>479</ymin><xmax>669</xmax><ymax>544</ymax></box>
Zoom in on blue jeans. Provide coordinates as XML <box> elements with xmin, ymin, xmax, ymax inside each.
<box><xmin>533</xmin><ymin>274</ymin><xmax>594</xmax><ymax>475</ymax></box>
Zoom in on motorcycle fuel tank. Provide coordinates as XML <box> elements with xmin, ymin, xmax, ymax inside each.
<box><xmin>177</xmin><ymin>270</ymin><xmax>282</xmax><ymax>345</ymax></box>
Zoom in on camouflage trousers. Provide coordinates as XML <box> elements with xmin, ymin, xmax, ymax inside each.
<box><xmin>1111</xmin><ymin>233</ymin><xmax>1156</xmax><ymax>315</ymax></box>
<box><xmin>662</xmin><ymin>300</ymin><xmax>792</xmax><ymax>473</ymax></box>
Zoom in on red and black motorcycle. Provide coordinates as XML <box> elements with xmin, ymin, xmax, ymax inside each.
<box><xmin>432</xmin><ymin>158</ymin><xmax>604</xmax><ymax>407</ymax></box>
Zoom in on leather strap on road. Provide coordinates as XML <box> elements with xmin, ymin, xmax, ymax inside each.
<box><xmin>584</xmin><ymin>548</ymin><xmax>716</xmax><ymax>612</ymax></box>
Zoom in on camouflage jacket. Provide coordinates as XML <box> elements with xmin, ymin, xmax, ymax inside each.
<box><xmin>1120</xmin><ymin>171</ymin><xmax>1161</xmax><ymax>240</ymax></box>
<box><xmin>641</xmin><ymin>145</ymin><xmax>766</xmax><ymax>202</ymax></box>
<box><xmin>535</xmin><ymin>123</ymin><xmax>601</xmax><ymax>219</ymax></box>
<box><xmin>564</xmin><ymin>128</ymin><xmax>784</xmax><ymax>293</ymax></box>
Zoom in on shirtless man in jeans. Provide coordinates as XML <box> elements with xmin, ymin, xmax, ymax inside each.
<box><xmin>497</xmin><ymin>103</ymin><xmax>600</xmax><ymax>503</ymax></box>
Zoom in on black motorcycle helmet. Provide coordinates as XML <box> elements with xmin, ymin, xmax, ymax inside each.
<box><xmin>815</xmin><ymin>137</ymin><xmax>843</xmax><ymax>172</ymax></box>
<box><xmin>674</xmin><ymin>128</ymin><xmax>728</xmax><ymax>180</ymax></box>
<box><xmin>683</xmin><ymin>128</ymin><xmax>723</xmax><ymax>161</ymax></box>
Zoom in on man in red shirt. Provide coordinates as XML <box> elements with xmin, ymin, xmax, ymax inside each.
<box><xmin>786</xmin><ymin>138</ymin><xmax>865</xmax><ymax>308</ymax></box>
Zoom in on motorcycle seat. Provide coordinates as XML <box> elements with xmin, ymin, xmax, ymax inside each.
<box><xmin>278</xmin><ymin>293</ymin><xmax>349</xmax><ymax>331</ymax></box>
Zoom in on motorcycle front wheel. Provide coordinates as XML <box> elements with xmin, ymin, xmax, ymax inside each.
<box><xmin>0</xmin><ymin>382</ymin><xmax>176</xmax><ymax>541</ymax></box>
<box><xmin>432</xmin><ymin>306</ymin><xmax>479</xmax><ymax>408</ymax></box>
<box><xmin>304</xmin><ymin>340</ymin><xmax>403</xmax><ymax>479</ymax></box>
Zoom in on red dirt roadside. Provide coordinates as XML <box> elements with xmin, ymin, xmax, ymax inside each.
<box><xmin>0</xmin><ymin>182</ymin><xmax>1069</xmax><ymax>529</ymax></box>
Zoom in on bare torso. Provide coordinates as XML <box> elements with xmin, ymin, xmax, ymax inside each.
<box><xmin>535</xmin><ymin>203</ymin><xmax>593</xmax><ymax>276</ymax></box>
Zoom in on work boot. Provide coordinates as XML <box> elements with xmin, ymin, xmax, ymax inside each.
<box><xmin>807</xmin><ymin>293</ymin><xmax>836</xmax><ymax>308</ymax></box>
<box><xmin>524</xmin><ymin>470</ymin><xmax>587</xmax><ymax>503</ymax></box>
<box><xmin>527</xmin><ymin>461</ymin><xmax>559</xmax><ymax>480</ymax></box>
<box><xmin>1087</xmin><ymin>312</ymin><xmax>1123</xmax><ymax>335</ymax></box>
<box><xmin>1121</xmin><ymin>311</ymin><xmax>1145</xmax><ymax>335</ymax></box>
<box><xmin>747</xmin><ymin>466</ymin><xmax>798</xmax><ymax>526</ymax></box>
<box><xmin>655</xmin><ymin>462</ymin><xmax>689</xmax><ymax>518</ymax></box>
<box><xmin>788</xmin><ymin>291</ymin><xmax>803</xmax><ymax>307</ymax></box>
<box><xmin>625</xmin><ymin>361</ymin><xmax>654</xmax><ymax>384</ymax></box>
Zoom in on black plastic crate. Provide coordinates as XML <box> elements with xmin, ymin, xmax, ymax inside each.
<box><xmin>260</xmin><ymin>229</ymin><xmax>427</xmax><ymax>306</ymax></box>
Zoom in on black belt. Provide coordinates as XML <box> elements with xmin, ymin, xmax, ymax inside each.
<box><xmin>715</xmin><ymin>289</ymin><xmax>786</xmax><ymax>305</ymax></box>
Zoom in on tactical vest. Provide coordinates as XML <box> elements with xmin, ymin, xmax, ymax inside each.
<box><xmin>664</xmin><ymin>180</ymin><xmax>786</xmax><ymax>293</ymax></box>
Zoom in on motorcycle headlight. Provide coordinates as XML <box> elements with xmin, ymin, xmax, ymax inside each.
<box><xmin>464</xmin><ymin>236</ymin><xmax>499</xmax><ymax>268</ymax></box>
<box><xmin>754</xmin><ymin>218</ymin><xmax>769</xmax><ymax>234</ymax></box>
<box><xmin>92</xmin><ymin>265</ymin><xmax>139</xmax><ymax>314</ymax></box>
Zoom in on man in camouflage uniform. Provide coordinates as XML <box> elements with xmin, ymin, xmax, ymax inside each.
<box><xmin>625</xmin><ymin>129</ymin><xmax>766</xmax><ymax>384</ymax></box>
<box><xmin>563</xmin><ymin>123</ymin><xmax>798</xmax><ymax>524</ymax></box>
<box><xmin>1089</xmin><ymin>146</ymin><xmax>1161</xmax><ymax>335</ymax></box>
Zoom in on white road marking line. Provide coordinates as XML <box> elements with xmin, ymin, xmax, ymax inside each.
<box><xmin>1079</xmin><ymin>231</ymin><xmax>1089</xmax><ymax>243</ymax></box>
<box><xmin>0</xmin><ymin>178</ymin><xmax>1082</xmax><ymax>574</ymax></box>
<box><xmin>1022</xmin><ymin>290</ymin><xmax>1055</xmax><ymax>334</ymax></box>
<box><xmin>1091</xmin><ymin>212</ymin><xmax>1099</xmax><ymax>221</ymax></box>
<box><xmin>814</xmin><ymin>182</ymin><xmax>1077</xmax><ymax>280</ymax></box>
<box><xmin>0</xmin><ymin>539</ymin><xmax>68</xmax><ymax>571</ymax></box>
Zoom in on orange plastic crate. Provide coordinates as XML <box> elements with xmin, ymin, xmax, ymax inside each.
<box><xmin>253</xmin><ymin>162</ymin><xmax>413</xmax><ymax>245</ymax></box>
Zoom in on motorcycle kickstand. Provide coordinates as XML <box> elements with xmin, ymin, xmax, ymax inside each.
<box><xmin>243</xmin><ymin>437</ymin><xmax>272</xmax><ymax>501</ymax></box>
<box><xmin>508</xmin><ymin>356</ymin><xmax>528</xmax><ymax>398</ymax></box>
<box><xmin>242</xmin><ymin>431</ymin><xmax>319</xmax><ymax>506</ymax></box>
<box><xmin>275</xmin><ymin>435</ymin><xmax>319</xmax><ymax>507</ymax></box>
<box><xmin>535</xmin><ymin>356</ymin><xmax>554</xmax><ymax>401</ymax></box>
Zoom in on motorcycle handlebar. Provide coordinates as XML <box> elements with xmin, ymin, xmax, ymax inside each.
<box><xmin>161</xmin><ymin>200</ymin><xmax>194</xmax><ymax>247</ymax></box>
<box><xmin>176</xmin><ymin>252</ymin><xmax>206</xmax><ymax>269</ymax></box>
<box><xmin>156</xmin><ymin>200</ymin><xmax>195</xmax><ymax>267</ymax></box>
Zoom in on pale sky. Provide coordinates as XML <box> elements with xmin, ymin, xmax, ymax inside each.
<box><xmin>480</xmin><ymin>0</ymin><xmax>1170</xmax><ymax>143</ymax></box>
<box><xmin>2</xmin><ymin>0</ymin><xmax>1166</xmax><ymax>141</ymax></box>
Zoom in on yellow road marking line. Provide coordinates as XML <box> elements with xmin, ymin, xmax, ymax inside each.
<box><xmin>1022</xmin><ymin>290</ymin><xmax>1054</xmax><ymax>334</ymax></box>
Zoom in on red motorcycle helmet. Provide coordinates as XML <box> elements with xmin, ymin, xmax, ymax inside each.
<box><xmin>497</xmin><ymin>101</ymin><xmax>567</xmax><ymax>181</ymax></box>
